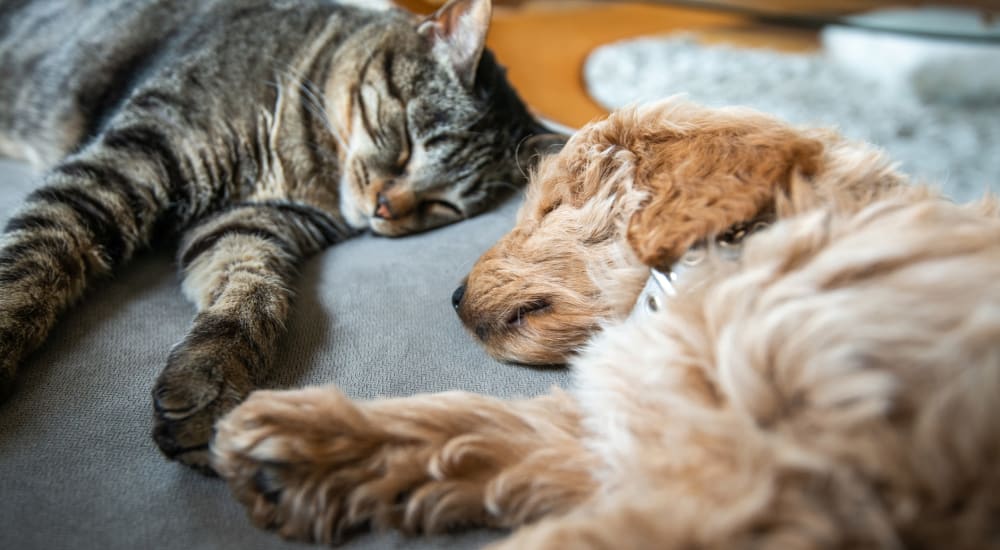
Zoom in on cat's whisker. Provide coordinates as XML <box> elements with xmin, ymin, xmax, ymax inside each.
<box><xmin>460</xmin><ymin>110</ymin><xmax>491</xmax><ymax>134</ymax></box>
<box><xmin>513</xmin><ymin>135</ymin><xmax>532</xmax><ymax>179</ymax></box>
<box><xmin>273</xmin><ymin>66</ymin><xmax>350</xmax><ymax>152</ymax></box>
<box><xmin>307</xmin><ymin>141</ymin><xmax>342</xmax><ymax>166</ymax></box>
<box><xmin>302</xmin><ymin>94</ymin><xmax>349</xmax><ymax>152</ymax></box>
<box><xmin>302</xmin><ymin>94</ymin><xmax>349</xmax><ymax>151</ymax></box>
<box><xmin>493</xmin><ymin>180</ymin><xmax>522</xmax><ymax>195</ymax></box>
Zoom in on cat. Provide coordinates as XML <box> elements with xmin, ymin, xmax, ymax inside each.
<box><xmin>0</xmin><ymin>0</ymin><xmax>560</xmax><ymax>472</ymax></box>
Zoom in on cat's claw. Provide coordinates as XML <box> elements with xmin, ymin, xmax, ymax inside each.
<box><xmin>151</xmin><ymin>348</ymin><xmax>251</xmax><ymax>473</ymax></box>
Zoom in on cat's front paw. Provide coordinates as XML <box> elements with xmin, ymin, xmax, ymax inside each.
<box><xmin>152</xmin><ymin>344</ymin><xmax>252</xmax><ymax>474</ymax></box>
<box><xmin>212</xmin><ymin>388</ymin><xmax>445</xmax><ymax>544</ymax></box>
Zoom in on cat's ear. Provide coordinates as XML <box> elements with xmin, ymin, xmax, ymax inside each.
<box><xmin>418</xmin><ymin>0</ymin><xmax>492</xmax><ymax>87</ymax></box>
<box><xmin>517</xmin><ymin>132</ymin><xmax>569</xmax><ymax>174</ymax></box>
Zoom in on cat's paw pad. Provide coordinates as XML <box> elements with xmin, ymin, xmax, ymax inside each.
<box><xmin>212</xmin><ymin>389</ymin><xmax>428</xmax><ymax>543</ymax></box>
<box><xmin>152</xmin><ymin>351</ymin><xmax>250</xmax><ymax>473</ymax></box>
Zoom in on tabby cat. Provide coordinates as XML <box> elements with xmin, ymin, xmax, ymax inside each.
<box><xmin>0</xmin><ymin>0</ymin><xmax>559</xmax><ymax>471</ymax></box>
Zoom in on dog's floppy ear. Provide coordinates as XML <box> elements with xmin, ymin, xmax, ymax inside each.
<box><xmin>626</xmin><ymin>129</ymin><xmax>824</xmax><ymax>270</ymax></box>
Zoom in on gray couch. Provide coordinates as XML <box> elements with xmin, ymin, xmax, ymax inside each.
<box><xmin>0</xmin><ymin>158</ymin><xmax>568</xmax><ymax>549</ymax></box>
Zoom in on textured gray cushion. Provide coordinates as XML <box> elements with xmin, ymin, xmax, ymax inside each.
<box><xmin>0</xmin><ymin>159</ymin><xmax>568</xmax><ymax>549</ymax></box>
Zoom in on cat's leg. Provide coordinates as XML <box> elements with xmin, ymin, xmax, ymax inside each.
<box><xmin>212</xmin><ymin>385</ymin><xmax>598</xmax><ymax>544</ymax></box>
<box><xmin>0</xmin><ymin>138</ymin><xmax>181</xmax><ymax>396</ymax></box>
<box><xmin>151</xmin><ymin>202</ymin><xmax>349</xmax><ymax>472</ymax></box>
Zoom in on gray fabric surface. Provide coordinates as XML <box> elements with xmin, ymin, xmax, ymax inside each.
<box><xmin>0</xmin><ymin>159</ymin><xmax>567</xmax><ymax>549</ymax></box>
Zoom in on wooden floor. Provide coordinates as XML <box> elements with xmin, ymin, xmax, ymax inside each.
<box><xmin>486</xmin><ymin>2</ymin><xmax>821</xmax><ymax>127</ymax></box>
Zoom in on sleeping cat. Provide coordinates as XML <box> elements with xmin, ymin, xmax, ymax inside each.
<box><xmin>0</xmin><ymin>0</ymin><xmax>559</xmax><ymax>471</ymax></box>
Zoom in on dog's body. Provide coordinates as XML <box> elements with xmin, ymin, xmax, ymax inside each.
<box><xmin>211</xmin><ymin>100</ymin><xmax>1000</xmax><ymax>548</ymax></box>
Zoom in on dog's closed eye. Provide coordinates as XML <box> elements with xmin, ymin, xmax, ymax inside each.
<box><xmin>506</xmin><ymin>299</ymin><xmax>552</xmax><ymax>327</ymax></box>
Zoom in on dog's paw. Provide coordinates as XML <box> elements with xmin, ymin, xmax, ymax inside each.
<box><xmin>152</xmin><ymin>345</ymin><xmax>252</xmax><ymax>474</ymax></box>
<box><xmin>212</xmin><ymin>388</ymin><xmax>485</xmax><ymax>544</ymax></box>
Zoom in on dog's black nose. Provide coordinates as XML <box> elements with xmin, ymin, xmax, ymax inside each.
<box><xmin>451</xmin><ymin>284</ymin><xmax>466</xmax><ymax>311</ymax></box>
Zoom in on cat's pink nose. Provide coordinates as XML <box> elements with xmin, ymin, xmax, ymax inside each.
<box><xmin>373</xmin><ymin>187</ymin><xmax>416</xmax><ymax>220</ymax></box>
<box><xmin>374</xmin><ymin>193</ymin><xmax>394</xmax><ymax>219</ymax></box>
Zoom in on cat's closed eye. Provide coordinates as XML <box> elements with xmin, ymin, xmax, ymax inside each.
<box><xmin>391</xmin><ymin>113</ymin><xmax>412</xmax><ymax>175</ymax></box>
<box><xmin>393</xmin><ymin>130</ymin><xmax>411</xmax><ymax>175</ymax></box>
<box><xmin>421</xmin><ymin>199</ymin><xmax>463</xmax><ymax>218</ymax></box>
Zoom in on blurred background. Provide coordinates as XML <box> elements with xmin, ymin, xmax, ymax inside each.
<box><xmin>399</xmin><ymin>0</ymin><xmax>1000</xmax><ymax>200</ymax></box>
<box><xmin>397</xmin><ymin>0</ymin><xmax>999</xmax><ymax>125</ymax></box>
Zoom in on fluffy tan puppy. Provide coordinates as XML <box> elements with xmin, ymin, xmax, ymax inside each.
<box><xmin>211</xmin><ymin>100</ymin><xmax>1000</xmax><ymax>548</ymax></box>
<box><xmin>454</xmin><ymin>99</ymin><xmax>903</xmax><ymax>364</ymax></box>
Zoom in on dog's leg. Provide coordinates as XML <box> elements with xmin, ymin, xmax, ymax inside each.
<box><xmin>212</xmin><ymin>385</ymin><xmax>598</xmax><ymax>544</ymax></box>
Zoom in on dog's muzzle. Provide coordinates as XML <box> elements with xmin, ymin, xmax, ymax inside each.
<box><xmin>631</xmin><ymin>219</ymin><xmax>770</xmax><ymax>318</ymax></box>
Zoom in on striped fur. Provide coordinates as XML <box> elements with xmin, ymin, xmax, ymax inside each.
<box><xmin>0</xmin><ymin>0</ymin><xmax>557</xmax><ymax>471</ymax></box>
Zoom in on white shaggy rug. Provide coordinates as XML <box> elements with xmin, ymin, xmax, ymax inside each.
<box><xmin>584</xmin><ymin>16</ymin><xmax>1000</xmax><ymax>202</ymax></box>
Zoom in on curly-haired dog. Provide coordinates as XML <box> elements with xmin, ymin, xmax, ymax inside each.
<box><xmin>211</xmin><ymin>101</ymin><xmax>1000</xmax><ymax>548</ymax></box>
<box><xmin>452</xmin><ymin>99</ymin><xmax>905</xmax><ymax>364</ymax></box>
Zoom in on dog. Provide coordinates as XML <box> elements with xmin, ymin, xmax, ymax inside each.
<box><xmin>211</xmin><ymin>100</ymin><xmax>1000</xmax><ymax>548</ymax></box>
<box><xmin>452</xmin><ymin>98</ymin><xmax>905</xmax><ymax>364</ymax></box>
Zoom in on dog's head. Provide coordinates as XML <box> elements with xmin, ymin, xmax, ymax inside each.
<box><xmin>453</xmin><ymin>98</ymin><xmax>896</xmax><ymax>365</ymax></box>
<box><xmin>452</xmin><ymin>117</ymin><xmax>649</xmax><ymax>364</ymax></box>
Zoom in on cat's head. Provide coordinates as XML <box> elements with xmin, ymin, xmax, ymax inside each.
<box><xmin>330</xmin><ymin>0</ymin><xmax>564</xmax><ymax>236</ymax></box>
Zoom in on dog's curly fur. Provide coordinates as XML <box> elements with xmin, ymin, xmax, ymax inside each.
<box><xmin>456</xmin><ymin>98</ymin><xmax>904</xmax><ymax>364</ymax></box>
<box><xmin>212</xmin><ymin>100</ymin><xmax>1000</xmax><ymax>548</ymax></box>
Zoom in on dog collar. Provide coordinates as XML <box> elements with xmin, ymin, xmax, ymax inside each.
<box><xmin>633</xmin><ymin>250</ymin><xmax>701</xmax><ymax>317</ymax></box>
<box><xmin>631</xmin><ymin>219</ymin><xmax>770</xmax><ymax>318</ymax></box>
